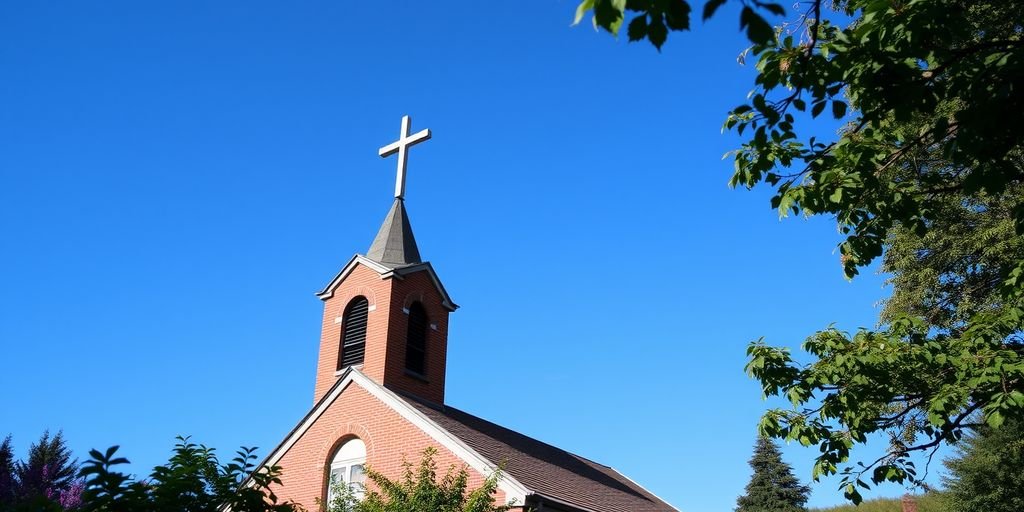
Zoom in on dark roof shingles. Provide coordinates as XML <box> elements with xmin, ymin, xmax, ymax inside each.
<box><xmin>403</xmin><ymin>399</ymin><xmax>677</xmax><ymax>512</ymax></box>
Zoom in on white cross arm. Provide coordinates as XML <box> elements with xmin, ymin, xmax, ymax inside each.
<box><xmin>378</xmin><ymin>128</ymin><xmax>431</xmax><ymax>157</ymax></box>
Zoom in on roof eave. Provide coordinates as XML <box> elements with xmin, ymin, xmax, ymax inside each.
<box><xmin>315</xmin><ymin>255</ymin><xmax>458</xmax><ymax>311</ymax></box>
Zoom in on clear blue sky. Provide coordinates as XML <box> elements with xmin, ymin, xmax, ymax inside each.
<box><xmin>0</xmin><ymin>2</ymin><xmax>939</xmax><ymax>510</ymax></box>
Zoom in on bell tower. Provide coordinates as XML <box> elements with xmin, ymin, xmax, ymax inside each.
<box><xmin>311</xmin><ymin>116</ymin><xmax>456</xmax><ymax>405</ymax></box>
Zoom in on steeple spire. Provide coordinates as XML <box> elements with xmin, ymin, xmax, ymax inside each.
<box><xmin>366</xmin><ymin>198</ymin><xmax>421</xmax><ymax>266</ymax></box>
<box><xmin>366</xmin><ymin>115</ymin><xmax>430</xmax><ymax>267</ymax></box>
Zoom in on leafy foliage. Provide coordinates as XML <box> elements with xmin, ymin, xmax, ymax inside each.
<box><xmin>348</xmin><ymin>447</ymin><xmax>512</xmax><ymax>512</ymax></box>
<box><xmin>319</xmin><ymin>476</ymin><xmax>359</xmax><ymax>512</ymax></box>
<box><xmin>576</xmin><ymin>0</ymin><xmax>1024</xmax><ymax>504</ymax></box>
<box><xmin>735</xmin><ymin>436</ymin><xmax>809</xmax><ymax>512</ymax></box>
<box><xmin>808</xmin><ymin>493</ymin><xmax>945</xmax><ymax>512</ymax></box>
<box><xmin>79</xmin><ymin>436</ymin><xmax>299</xmax><ymax>512</ymax></box>
<box><xmin>573</xmin><ymin>0</ymin><xmax>785</xmax><ymax>50</ymax></box>
<box><xmin>942</xmin><ymin>418</ymin><xmax>1024</xmax><ymax>512</ymax></box>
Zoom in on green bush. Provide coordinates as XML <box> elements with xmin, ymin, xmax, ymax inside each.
<box><xmin>809</xmin><ymin>493</ymin><xmax>946</xmax><ymax>512</ymax></box>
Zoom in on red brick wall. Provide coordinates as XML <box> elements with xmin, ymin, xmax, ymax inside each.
<box><xmin>271</xmin><ymin>384</ymin><xmax>509</xmax><ymax>509</ymax></box>
<box><xmin>313</xmin><ymin>262</ymin><xmax>451</xmax><ymax>405</ymax></box>
<box><xmin>380</xmin><ymin>270</ymin><xmax>450</xmax><ymax>405</ymax></box>
<box><xmin>314</xmin><ymin>264</ymin><xmax>394</xmax><ymax>403</ymax></box>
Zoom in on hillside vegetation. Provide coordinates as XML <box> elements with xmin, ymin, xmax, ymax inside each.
<box><xmin>810</xmin><ymin>493</ymin><xmax>946</xmax><ymax>512</ymax></box>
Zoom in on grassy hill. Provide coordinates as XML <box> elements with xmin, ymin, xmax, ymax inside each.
<box><xmin>809</xmin><ymin>493</ymin><xmax>946</xmax><ymax>512</ymax></box>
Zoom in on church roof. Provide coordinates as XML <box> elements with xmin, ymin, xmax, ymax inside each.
<box><xmin>403</xmin><ymin>398</ymin><xmax>678</xmax><ymax>512</ymax></box>
<box><xmin>366</xmin><ymin>198</ymin><xmax>421</xmax><ymax>267</ymax></box>
<box><xmin>257</xmin><ymin>369</ymin><xmax>676</xmax><ymax>512</ymax></box>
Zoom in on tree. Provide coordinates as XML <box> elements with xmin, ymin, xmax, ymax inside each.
<box><xmin>0</xmin><ymin>437</ymin><xmax>15</xmax><ymax>509</ymax></box>
<box><xmin>79</xmin><ymin>436</ymin><xmax>300</xmax><ymax>512</ymax></box>
<box><xmin>575</xmin><ymin>0</ymin><xmax>1024</xmax><ymax>502</ymax></box>
<box><xmin>736</xmin><ymin>437</ymin><xmax>810</xmax><ymax>512</ymax></box>
<box><xmin>15</xmin><ymin>431</ymin><xmax>79</xmax><ymax>503</ymax></box>
<box><xmin>0</xmin><ymin>431</ymin><xmax>82</xmax><ymax>511</ymax></box>
<box><xmin>336</xmin><ymin>447</ymin><xmax>512</xmax><ymax>512</ymax></box>
<box><xmin>942</xmin><ymin>418</ymin><xmax>1024</xmax><ymax>512</ymax></box>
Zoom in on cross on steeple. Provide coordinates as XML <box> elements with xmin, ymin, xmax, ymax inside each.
<box><xmin>378</xmin><ymin>115</ymin><xmax>431</xmax><ymax>200</ymax></box>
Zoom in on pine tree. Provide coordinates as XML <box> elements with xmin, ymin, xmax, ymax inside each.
<box><xmin>942</xmin><ymin>418</ymin><xmax>1024</xmax><ymax>512</ymax></box>
<box><xmin>736</xmin><ymin>436</ymin><xmax>810</xmax><ymax>512</ymax></box>
<box><xmin>0</xmin><ymin>436</ymin><xmax>16</xmax><ymax>510</ymax></box>
<box><xmin>15</xmin><ymin>430</ymin><xmax>77</xmax><ymax>502</ymax></box>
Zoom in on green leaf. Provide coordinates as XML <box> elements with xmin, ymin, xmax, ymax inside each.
<box><xmin>573</xmin><ymin>0</ymin><xmax>595</xmax><ymax>25</ymax></box>
<box><xmin>740</xmin><ymin>7</ymin><xmax>774</xmax><ymax>45</ymax></box>
<box><xmin>811</xmin><ymin>101</ymin><xmax>826</xmax><ymax>118</ymax></box>
<box><xmin>987</xmin><ymin>410</ymin><xmax>1005</xmax><ymax>429</ymax></box>
<box><xmin>648</xmin><ymin>16</ymin><xmax>668</xmax><ymax>49</ymax></box>
<box><xmin>627</xmin><ymin>15</ymin><xmax>648</xmax><ymax>41</ymax></box>
<box><xmin>703</xmin><ymin>0</ymin><xmax>727</xmax><ymax>21</ymax></box>
<box><xmin>593</xmin><ymin>0</ymin><xmax>627</xmax><ymax>34</ymax></box>
<box><xmin>832</xmin><ymin>100</ymin><xmax>847</xmax><ymax>118</ymax></box>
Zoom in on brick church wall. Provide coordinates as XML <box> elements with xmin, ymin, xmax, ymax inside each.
<box><xmin>270</xmin><ymin>384</ymin><xmax>510</xmax><ymax>509</ymax></box>
<box><xmin>379</xmin><ymin>269</ymin><xmax>450</xmax><ymax>405</ymax></box>
<box><xmin>314</xmin><ymin>264</ymin><xmax>392</xmax><ymax>403</ymax></box>
<box><xmin>314</xmin><ymin>262</ymin><xmax>451</xmax><ymax>406</ymax></box>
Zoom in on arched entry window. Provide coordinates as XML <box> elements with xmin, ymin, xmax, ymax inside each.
<box><xmin>338</xmin><ymin>297</ymin><xmax>369</xmax><ymax>370</ymax></box>
<box><xmin>405</xmin><ymin>301</ymin><xmax>428</xmax><ymax>376</ymax></box>
<box><xmin>327</xmin><ymin>438</ymin><xmax>366</xmax><ymax>503</ymax></box>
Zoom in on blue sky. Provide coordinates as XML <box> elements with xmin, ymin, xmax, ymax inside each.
<box><xmin>0</xmin><ymin>1</ymin><xmax>938</xmax><ymax>510</ymax></box>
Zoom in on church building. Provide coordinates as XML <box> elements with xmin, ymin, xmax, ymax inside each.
<box><xmin>263</xmin><ymin>116</ymin><xmax>677</xmax><ymax>512</ymax></box>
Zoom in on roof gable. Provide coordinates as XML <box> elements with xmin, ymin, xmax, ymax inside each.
<box><xmin>259</xmin><ymin>367</ymin><xmax>676</xmax><ymax>512</ymax></box>
<box><xmin>258</xmin><ymin>368</ymin><xmax>527</xmax><ymax>502</ymax></box>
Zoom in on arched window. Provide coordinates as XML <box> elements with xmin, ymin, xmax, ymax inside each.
<box><xmin>327</xmin><ymin>438</ymin><xmax>366</xmax><ymax>503</ymax></box>
<box><xmin>338</xmin><ymin>297</ymin><xmax>369</xmax><ymax>370</ymax></box>
<box><xmin>405</xmin><ymin>301</ymin><xmax>428</xmax><ymax>376</ymax></box>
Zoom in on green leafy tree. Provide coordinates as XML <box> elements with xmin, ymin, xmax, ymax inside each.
<box><xmin>736</xmin><ymin>436</ymin><xmax>810</xmax><ymax>512</ymax></box>
<box><xmin>79</xmin><ymin>436</ymin><xmax>301</xmax><ymax>512</ymax></box>
<box><xmin>942</xmin><ymin>418</ymin><xmax>1024</xmax><ymax>512</ymax></box>
<box><xmin>318</xmin><ymin>477</ymin><xmax>358</xmax><ymax>512</ymax></box>
<box><xmin>344</xmin><ymin>447</ymin><xmax>512</xmax><ymax>512</ymax></box>
<box><xmin>575</xmin><ymin>0</ymin><xmax>1024</xmax><ymax>502</ymax></box>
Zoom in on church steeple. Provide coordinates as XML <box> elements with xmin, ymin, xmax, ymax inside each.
<box><xmin>366</xmin><ymin>199</ymin><xmax>421</xmax><ymax>267</ymax></box>
<box><xmin>312</xmin><ymin>115</ymin><xmax>454</xmax><ymax>406</ymax></box>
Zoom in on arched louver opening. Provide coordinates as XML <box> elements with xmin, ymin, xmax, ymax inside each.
<box><xmin>405</xmin><ymin>302</ymin><xmax>428</xmax><ymax>376</ymax></box>
<box><xmin>338</xmin><ymin>297</ymin><xmax>369</xmax><ymax>370</ymax></box>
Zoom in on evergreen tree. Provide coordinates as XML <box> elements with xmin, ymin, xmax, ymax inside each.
<box><xmin>736</xmin><ymin>437</ymin><xmax>810</xmax><ymax>512</ymax></box>
<box><xmin>942</xmin><ymin>418</ymin><xmax>1024</xmax><ymax>512</ymax></box>
<box><xmin>15</xmin><ymin>431</ymin><xmax>77</xmax><ymax>502</ymax></box>
<box><xmin>0</xmin><ymin>436</ymin><xmax>16</xmax><ymax>509</ymax></box>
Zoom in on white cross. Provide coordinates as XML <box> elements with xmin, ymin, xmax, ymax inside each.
<box><xmin>378</xmin><ymin>115</ymin><xmax>431</xmax><ymax>200</ymax></box>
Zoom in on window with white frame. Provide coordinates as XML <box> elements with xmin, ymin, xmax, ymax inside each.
<box><xmin>327</xmin><ymin>438</ymin><xmax>366</xmax><ymax>503</ymax></box>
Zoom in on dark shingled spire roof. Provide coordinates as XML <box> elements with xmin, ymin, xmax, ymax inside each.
<box><xmin>366</xmin><ymin>198</ymin><xmax>422</xmax><ymax>267</ymax></box>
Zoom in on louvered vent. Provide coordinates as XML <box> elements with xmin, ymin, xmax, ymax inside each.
<box><xmin>338</xmin><ymin>297</ymin><xmax>369</xmax><ymax>370</ymax></box>
<box><xmin>405</xmin><ymin>302</ymin><xmax>428</xmax><ymax>375</ymax></box>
